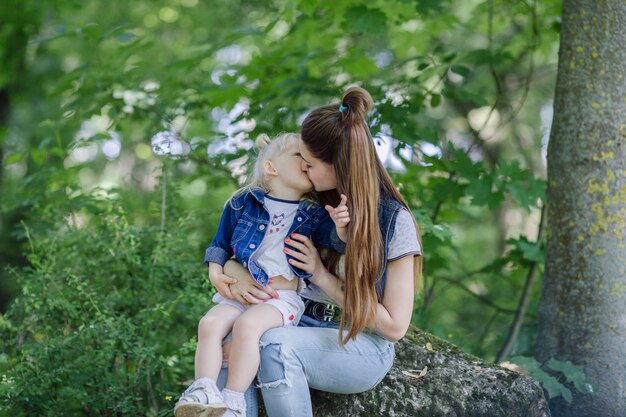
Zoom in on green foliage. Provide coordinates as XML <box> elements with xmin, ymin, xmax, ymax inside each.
<box><xmin>0</xmin><ymin>202</ymin><xmax>211</xmax><ymax>416</ymax></box>
<box><xmin>509</xmin><ymin>356</ymin><xmax>596</xmax><ymax>404</ymax></box>
<box><xmin>0</xmin><ymin>1</ymin><xmax>563</xmax><ymax>413</ymax></box>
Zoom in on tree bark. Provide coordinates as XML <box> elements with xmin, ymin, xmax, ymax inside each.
<box><xmin>535</xmin><ymin>1</ymin><xmax>626</xmax><ymax>416</ymax></box>
<box><xmin>260</xmin><ymin>327</ymin><xmax>550</xmax><ymax>416</ymax></box>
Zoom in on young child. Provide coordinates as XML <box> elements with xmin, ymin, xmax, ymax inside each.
<box><xmin>174</xmin><ymin>132</ymin><xmax>349</xmax><ymax>417</ymax></box>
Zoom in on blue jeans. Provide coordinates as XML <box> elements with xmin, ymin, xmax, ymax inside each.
<box><xmin>218</xmin><ymin>315</ymin><xmax>395</xmax><ymax>417</ymax></box>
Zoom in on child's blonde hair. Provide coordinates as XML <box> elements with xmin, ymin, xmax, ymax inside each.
<box><xmin>228</xmin><ymin>132</ymin><xmax>303</xmax><ymax>208</ymax></box>
<box><xmin>247</xmin><ymin>132</ymin><xmax>301</xmax><ymax>192</ymax></box>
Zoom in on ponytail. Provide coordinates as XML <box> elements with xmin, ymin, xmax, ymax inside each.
<box><xmin>301</xmin><ymin>87</ymin><xmax>421</xmax><ymax>346</ymax></box>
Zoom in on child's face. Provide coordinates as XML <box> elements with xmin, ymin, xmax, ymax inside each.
<box><xmin>298</xmin><ymin>140</ymin><xmax>337</xmax><ymax>192</ymax></box>
<box><xmin>270</xmin><ymin>144</ymin><xmax>313</xmax><ymax>194</ymax></box>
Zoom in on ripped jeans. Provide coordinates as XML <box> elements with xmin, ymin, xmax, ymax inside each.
<box><xmin>217</xmin><ymin>314</ymin><xmax>395</xmax><ymax>417</ymax></box>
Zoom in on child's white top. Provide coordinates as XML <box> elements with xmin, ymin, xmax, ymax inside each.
<box><xmin>250</xmin><ymin>195</ymin><xmax>299</xmax><ymax>280</ymax></box>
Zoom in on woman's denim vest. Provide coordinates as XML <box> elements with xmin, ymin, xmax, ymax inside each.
<box><xmin>204</xmin><ymin>188</ymin><xmax>345</xmax><ymax>287</ymax></box>
<box><xmin>375</xmin><ymin>195</ymin><xmax>405</xmax><ymax>300</ymax></box>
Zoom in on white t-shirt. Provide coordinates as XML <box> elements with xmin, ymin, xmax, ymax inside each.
<box><xmin>250</xmin><ymin>195</ymin><xmax>299</xmax><ymax>281</ymax></box>
<box><xmin>299</xmin><ymin>208</ymin><xmax>421</xmax><ymax>304</ymax></box>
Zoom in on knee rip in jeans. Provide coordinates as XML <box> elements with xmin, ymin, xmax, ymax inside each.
<box><xmin>256</xmin><ymin>341</ymin><xmax>291</xmax><ymax>389</ymax></box>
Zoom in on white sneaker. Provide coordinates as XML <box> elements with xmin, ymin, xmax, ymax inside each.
<box><xmin>174</xmin><ymin>381</ymin><xmax>227</xmax><ymax>417</ymax></box>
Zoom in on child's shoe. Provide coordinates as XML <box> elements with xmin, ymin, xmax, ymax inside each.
<box><xmin>174</xmin><ymin>378</ymin><xmax>227</xmax><ymax>417</ymax></box>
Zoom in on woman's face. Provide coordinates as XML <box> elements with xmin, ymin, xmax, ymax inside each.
<box><xmin>298</xmin><ymin>140</ymin><xmax>337</xmax><ymax>192</ymax></box>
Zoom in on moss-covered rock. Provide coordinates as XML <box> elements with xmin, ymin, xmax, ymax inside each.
<box><xmin>261</xmin><ymin>326</ymin><xmax>551</xmax><ymax>416</ymax></box>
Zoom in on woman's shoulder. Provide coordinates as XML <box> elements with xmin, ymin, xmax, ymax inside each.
<box><xmin>378</xmin><ymin>195</ymin><xmax>404</xmax><ymax>212</ymax></box>
<box><xmin>394</xmin><ymin>208</ymin><xmax>416</xmax><ymax>228</ymax></box>
<box><xmin>388</xmin><ymin>208</ymin><xmax>421</xmax><ymax>260</ymax></box>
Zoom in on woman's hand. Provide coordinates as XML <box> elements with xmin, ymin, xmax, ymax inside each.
<box><xmin>325</xmin><ymin>194</ymin><xmax>350</xmax><ymax>242</ymax></box>
<box><xmin>284</xmin><ymin>233</ymin><xmax>326</xmax><ymax>279</ymax></box>
<box><xmin>224</xmin><ymin>260</ymin><xmax>277</xmax><ymax>305</ymax></box>
<box><xmin>208</xmin><ymin>263</ymin><xmax>238</xmax><ymax>299</ymax></box>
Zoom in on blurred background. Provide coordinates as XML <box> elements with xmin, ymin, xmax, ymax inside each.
<box><xmin>0</xmin><ymin>0</ymin><xmax>560</xmax><ymax>415</ymax></box>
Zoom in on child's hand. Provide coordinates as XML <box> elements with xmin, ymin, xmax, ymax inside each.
<box><xmin>325</xmin><ymin>194</ymin><xmax>350</xmax><ymax>242</ymax></box>
<box><xmin>208</xmin><ymin>263</ymin><xmax>238</xmax><ymax>299</ymax></box>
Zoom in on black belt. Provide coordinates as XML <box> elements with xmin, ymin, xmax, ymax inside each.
<box><xmin>303</xmin><ymin>299</ymin><xmax>342</xmax><ymax>323</ymax></box>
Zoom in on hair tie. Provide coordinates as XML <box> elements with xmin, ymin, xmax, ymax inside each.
<box><xmin>339</xmin><ymin>104</ymin><xmax>348</xmax><ymax>113</ymax></box>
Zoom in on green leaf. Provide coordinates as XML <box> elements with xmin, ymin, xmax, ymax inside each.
<box><xmin>344</xmin><ymin>6</ymin><xmax>387</xmax><ymax>34</ymax></box>
<box><xmin>542</xmin><ymin>374</ymin><xmax>573</xmax><ymax>403</ymax></box>
<box><xmin>443</xmin><ymin>86</ymin><xmax>489</xmax><ymax>106</ymax></box>
<box><xmin>4</xmin><ymin>152</ymin><xmax>24</xmax><ymax>165</ymax></box>
<box><xmin>413</xmin><ymin>209</ymin><xmax>453</xmax><ymax>242</ymax></box>
<box><xmin>449</xmin><ymin>145</ymin><xmax>481</xmax><ymax>179</ymax></box>
<box><xmin>497</xmin><ymin>159</ymin><xmax>546</xmax><ymax>211</ymax></box>
<box><xmin>507</xmin><ymin>237</ymin><xmax>544</xmax><ymax>263</ymax></box>
<box><xmin>450</xmin><ymin>65</ymin><xmax>470</xmax><ymax>77</ymax></box>
<box><xmin>430</xmin><ymin>94</ymin><xmax>441</xmax><ymax>107</ymax></box>
<box><xmin>30</xmin><ymin>149</ymin><xmax>47</xmax><ymax>166</ymax></box>
<box><xmin>509</xmin><ymin>355</ymin><xmax>541</xmax><ymax>373</ymax></box>
<box><xmin>466</xmin><ymin>176</ymin><xmax>503</xmax><ymax>208</ymax></box>
<box><xmin>416</xmin><ymin>0</ymin><xmax>448</xmax><ymax>14</ymax></box>
<box><xmin>509</xmin><ymin>356</ymin><xmax>573</xmax><ymax>403</ymax></box>
<box><xmin>114</xmin><ymin>33</ymin><xmax>137</xmax><ymax>43</ymax></box>
<box><xmin>426</xmin><ymin>176</ymin><xmax>465</xmax><ymax>202</ymax></box>
<box><xmin>341</xmin><ymin>55</ymin><xmax>378</xmax><ymax>78</ymax></box>
<box><xmin>443</xmin><ymin>52</ymin><xmax>457</xmax><ymax>63</ymax></box>
<box><xmin>547</xmin><ymin>359</ymin><xmax>596</xmax><ymax>395</ymax></box>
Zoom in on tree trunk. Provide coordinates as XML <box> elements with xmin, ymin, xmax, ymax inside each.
<box><xmin>535</xmin><ymin>1</ymin><xmax>626</xmax><ymax>416</ymax></box>
<box><xmin>260</xmin><ymin>327</ymin><xmax>550</xmax><ymax>416</ymax></box>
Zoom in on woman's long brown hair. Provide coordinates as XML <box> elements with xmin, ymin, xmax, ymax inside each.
<box><xmin>301</xmin><ymin>87</ymin><xmax>422</xmax><ymax>345</ymax></box>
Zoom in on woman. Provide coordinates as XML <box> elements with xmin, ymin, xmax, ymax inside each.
<box><xmin>212</xmin><ymin>86</ymin><xmax>422</xmax><ymax>417</ymax></box>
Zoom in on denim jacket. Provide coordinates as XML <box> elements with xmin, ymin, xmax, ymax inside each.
<box><xmin>204</xmin><ymin>188</ymin><xmax>346</xmax><ymax>287</ymax></box>
<box><xmin>374</xmin><ymin>194</ymin><xmax>405</xmax><ymax>301</ymax></box>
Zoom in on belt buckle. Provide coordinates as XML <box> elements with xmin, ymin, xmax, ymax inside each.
<box><xmin>322</xmin><ymin>303</ymin><xmax>335</xmax><ymax>322</ymax></box>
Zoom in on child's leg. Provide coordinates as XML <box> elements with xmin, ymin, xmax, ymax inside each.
<box><xmin>195</xmin><ymin>303</ymin><xmax>242</xmax><ymax>380</ymax></box>
<box><xmin>226</xmin><ymin>304</ymin><xmax>284</xmax><ymax>393</ymax></box>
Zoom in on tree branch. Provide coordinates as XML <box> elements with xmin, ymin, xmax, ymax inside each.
<box><xmin>495</xmin><ymin>201</ymin><xmax>546</xmax><ymax>362</ymax></box>
<box><xmin>437</xmin><ymin>275</ymin><xmax>517</xmax><ymax>314</ymax></box>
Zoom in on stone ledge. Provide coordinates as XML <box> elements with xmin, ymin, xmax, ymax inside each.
<box><xmin>260</xmin><ymin>326</ymin><xmax>551</xmax><ymax>417</ymax></box>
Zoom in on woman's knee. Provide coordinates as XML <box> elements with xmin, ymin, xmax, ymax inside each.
<box><xmin>257</xmin><ymin>328</ymin><xmax>296</xmax><ymax>388</ymax></box>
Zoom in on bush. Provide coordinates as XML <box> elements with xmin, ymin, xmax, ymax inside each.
<box><xmin>0</xmin><ymin>204</ymin><xmax>212</xmax><ymax>417</ymax></box>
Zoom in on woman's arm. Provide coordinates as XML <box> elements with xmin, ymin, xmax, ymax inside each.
<box><xmin>370</xmin><ymin>255</ymin><xmax>415</xmax><ymax>342</ymax></box>
<box><xmin>311</xmin><ymin>256</ymin><xmax>414</xmax><ymax>341</ymax></box>
<box><xmin>286</xmin><ymin>234</ymin><xmax>416</xmax><ymax>342</ymax></box>
<box><xmin>223</xmin><ymin>260</ymin><xmax>277</xmax><ymax>304</ymax></box>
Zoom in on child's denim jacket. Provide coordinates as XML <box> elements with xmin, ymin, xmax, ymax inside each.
<box><xmin>204</xmin><ymin>188</ymin><xmax>345</xmax><ymax>287</ymax></box>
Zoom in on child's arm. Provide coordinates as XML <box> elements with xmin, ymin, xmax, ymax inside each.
<box><xmin>324</xmin><ymin>194</ymin><xmax>350</xmax><ymax>243</ymax></box>
<box><xmin>204</xmin><ymin>202</ymin><xmax>237</xmax><ymax>267</ymax></box>
<box><xmin>204</xmin><ymin>196</ymin><xmax>242</xmax><ymax>298</ymax></box>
